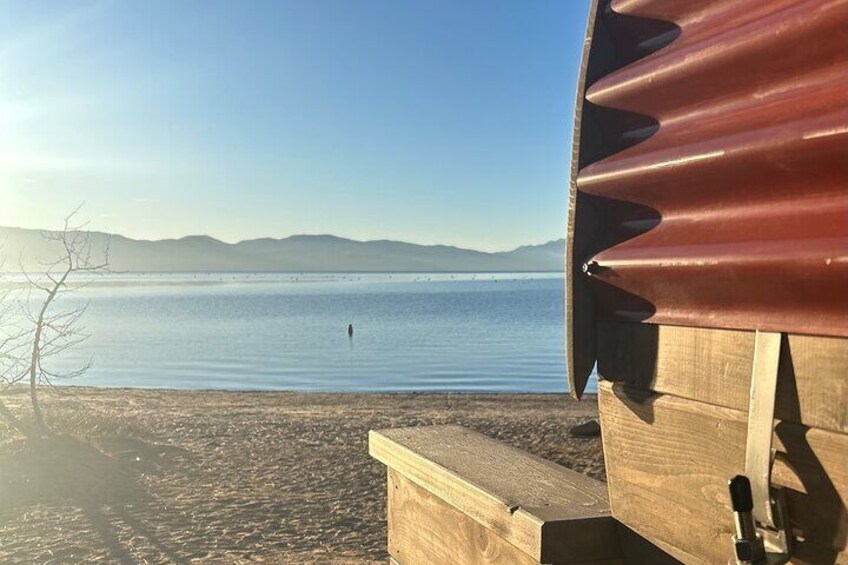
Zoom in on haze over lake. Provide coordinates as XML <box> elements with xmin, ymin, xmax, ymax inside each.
<box><xmin>29</xmin><ymin>272</ymin><xmax>592</xmax><ymax>393</ymax></box>
<box><xmin>0</xmin><ymin>227</ymin><xmax>565</xmax><ymax>273</ymax></box>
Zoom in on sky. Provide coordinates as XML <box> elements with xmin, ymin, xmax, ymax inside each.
<box><xmin>1</xmin><ymin>0</ymin><xmax>590</xmax><ymax>252</ymax></box>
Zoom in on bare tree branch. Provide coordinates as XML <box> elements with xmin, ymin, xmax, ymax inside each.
<box><xmin>0</xmin><ymin>205</ymin><xmax>109</xmax><ymax>437</ymax></box>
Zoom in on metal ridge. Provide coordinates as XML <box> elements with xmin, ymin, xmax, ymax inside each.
<box><xmin>566</xmin><ymin>0</ymin><xmax>848</xmax><ymax>396</ymax></box>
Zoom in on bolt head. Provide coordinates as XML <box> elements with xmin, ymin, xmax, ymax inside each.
<box><xmin>582</xmin><ymin>261</ymin><xmax>600</xmax><ymax>275</ymax></box>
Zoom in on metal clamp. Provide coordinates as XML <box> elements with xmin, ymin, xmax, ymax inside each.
<box><xmin>729</xmin><ymin>331</ymin><xmax>792</xmax><ymax>564</ymax></box>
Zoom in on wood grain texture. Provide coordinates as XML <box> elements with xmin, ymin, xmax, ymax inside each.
<box><xmin>388</xmin><ymin>469</ymin><xmax>540</xmax><ymax>565</ymax></box>
<box><xmin>387</xmin><ymin>470</ymin><xmax>630</xmax><ymax>565</ymax></box>
<box><xmin>598</xmin><ymin>381</ymin><xmax>848</xmax><ymax>565</ymax></box>
<box><xmin>370</xmin><ymin>425</ymin><xmax>619</xmax><ymax>563</ymax></box>
<box><xmin>596</xmin><ymin>321</ymin><xmax>848</xmax><ymax>433</ymax></box>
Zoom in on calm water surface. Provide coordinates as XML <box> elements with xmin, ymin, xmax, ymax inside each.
<box><xmin>40</xmin><ymin>273</ymin><xmax>596</xmax><ymax>393</ymax></box>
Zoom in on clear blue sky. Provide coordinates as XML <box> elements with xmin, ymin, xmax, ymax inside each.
<box><xmin>1</xmin><ymin>0</ymin><xmax>589</xmax><ymax>251</ymax></box>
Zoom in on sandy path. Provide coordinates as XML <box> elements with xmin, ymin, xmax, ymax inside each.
<box><xmin>0</xmin><ymin>388</ymin><xmax>603</xmax><ymax>564</ymax></box>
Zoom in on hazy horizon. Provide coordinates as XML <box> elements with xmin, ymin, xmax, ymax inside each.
<box><xmin>0</xmin><ymin>224</ymin><xmax>565</xmax><ymax>273</ymax></box>
<box><xmin>0</xmin><ymin>222</ymin><xmax>564</xmax><ymax>253</ymax></box>
<box><xmin>2</xmin><ymin>1</ymin><xmax>590</xmax><ymax>252</ymax></box>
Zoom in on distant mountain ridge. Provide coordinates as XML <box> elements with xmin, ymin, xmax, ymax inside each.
<box><xmin>0</xmin><ymin>227</ymin><xmax>565</xmax><ymax>273</ymax></box>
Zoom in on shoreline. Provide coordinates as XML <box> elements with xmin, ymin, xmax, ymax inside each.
<box><xmin>0</xmin><ymin>388</ymin><xmax>603</xmax><ymax>564</ymax></box>
<box><xmin>2</xmin><ymin>384</ymin><xmax>591</xmax><ymax>397</ymax></box>
<box><xmin>8</xmin><ymin>385</ymin><xmax>592</xmax><ymax>395</ymax></box>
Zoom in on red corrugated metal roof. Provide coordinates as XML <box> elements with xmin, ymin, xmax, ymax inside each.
<box><xmin>567</xmin><ymin>0</ymin><xmax>848</xmax><ymax>397</ymax></box>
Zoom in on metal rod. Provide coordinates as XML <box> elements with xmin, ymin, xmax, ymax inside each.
<box><xmin>728</xmin><ymin>475</ymin><xmax>766</xmax><ymax>564</ymax></box>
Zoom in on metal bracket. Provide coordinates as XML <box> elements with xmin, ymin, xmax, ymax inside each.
<box><xmin>740</xmin><ymin>330</ymin><xmax>792</xmax><ymax>563</ymax></box>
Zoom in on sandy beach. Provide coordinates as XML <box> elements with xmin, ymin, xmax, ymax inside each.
<box><xmin>0</xmin><ymin>388</ymin><xmax>603</xmax><ymax>564</ymax></box>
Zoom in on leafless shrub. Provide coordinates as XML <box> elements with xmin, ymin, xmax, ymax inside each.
<box><xmin>0</xmin><ymin>206</ymin><xmax>109</xmax><ymax>438</ymax></box>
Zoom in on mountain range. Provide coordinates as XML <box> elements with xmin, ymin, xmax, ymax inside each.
<box><xmin>0</xmin><ymin>227</ymin><xmax>564</xmax><ymax>273</ymax></box>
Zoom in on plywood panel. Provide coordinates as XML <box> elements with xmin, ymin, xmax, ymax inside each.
<box><xmin>598</xmin><ymin>382</ymin><xmax>848</xmax><ymax>564</ymax></box>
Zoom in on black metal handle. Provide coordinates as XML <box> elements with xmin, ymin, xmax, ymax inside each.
<box><xmin>729</xmin><ymin>475</ymin><xmax>754</xmax><ymax>513</ymax></box>
<box><xmin>728</xmin><ymin>474</ymin><xmax>765</xmax><ymax>564</ymax></box>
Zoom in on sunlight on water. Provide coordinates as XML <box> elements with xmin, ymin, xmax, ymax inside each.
<box><xmin>18</xmin><ymin>272</ymin><xmax>597</xmax><ymax>393</ymax></box>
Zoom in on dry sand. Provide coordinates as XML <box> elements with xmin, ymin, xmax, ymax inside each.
<box><xmin>0</xmin><ymin>388</ymin><xmax>604</xmax><ymax>564</ymax></box>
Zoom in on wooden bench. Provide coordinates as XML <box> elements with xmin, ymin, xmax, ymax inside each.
<box><xmin>369</xmin><ymin>425</ymin><xmax>673</xmax><ymax>565</ymax></box>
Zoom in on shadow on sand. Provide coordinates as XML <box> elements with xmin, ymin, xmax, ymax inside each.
<box><xmin>0</xmin><ymin>434</ymin><xmax>191</xmax><ymax>564</ymax></box>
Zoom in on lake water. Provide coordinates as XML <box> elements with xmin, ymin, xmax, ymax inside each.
<box><xmin>23</xmin><ymin>272</ymin><xmax>596</xmax><ymax>393</ymax></box>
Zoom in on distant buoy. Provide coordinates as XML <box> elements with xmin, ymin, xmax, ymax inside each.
<box><xmin>348</xmin><ymin>324</ymin><xmax>354</xmax><ymax>337</ymax></box>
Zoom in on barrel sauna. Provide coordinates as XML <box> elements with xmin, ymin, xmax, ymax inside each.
<box><xmin>568</xmin><ymin>0</ymin><xmax>847</xmax><ymax>563</ymax></box>
<box><xmin>371</xmin><ymin>1</ymin><xmax>847</xmax><ymax>563</ymax></box>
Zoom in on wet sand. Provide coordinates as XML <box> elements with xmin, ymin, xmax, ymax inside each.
<box><xmin>0</xmin><ymin>388</ymin><xmax>604</xmax><ymax>564</ymax></box>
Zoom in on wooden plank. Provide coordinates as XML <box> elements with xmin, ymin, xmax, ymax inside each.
<box><xmin>596</xmin><ymin>321</ymin><xmax>848</xmax><ymax>434</ymax></box>
<box><xmin>388</xmin><ymin>470</ymin><xmax>627</xmax><ymax>565</ymax></box>
<box><xmin>605</xmin><ymin>473</ymin><xmax>841</xmax><ymax>565</ymax></box>
<box><xmin>598</xmin><ymin>381</ymin><xmax>848</xmax><ymax>564</ymax></box>
<box><xmin>370</xmin><ymin>425</ymin><xmax>619</xmax><ymax>563</ymax></box>
<box><xmin>388</xmin><ymin>469</ymin><xmax>541</xmax><ymax>565</ymax></box>
<box><xmin>388</xmin><ymin>474</ymin><xmax>681</xmax><ymax>565</ymax></box>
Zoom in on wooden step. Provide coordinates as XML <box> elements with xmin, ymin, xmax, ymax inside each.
<box><xmin>369</xmin><ymin>425</ymin><xmax>622</xmax><ymax>564</ymax></box>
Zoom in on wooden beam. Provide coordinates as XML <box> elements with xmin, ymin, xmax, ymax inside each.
<box><xmin>598</xmin><ymin>381</ymin><xmax>847</xmax><ymax>564</ymax></box>
<box><xmin>596</xmin><ymin>321</ymin><xmax>848</xmax><ymax>434</ymax></box>
<box><xmin>370</xmin><ymin>425</ymin><xmax>620</xmax><ymax>563</ymax></box>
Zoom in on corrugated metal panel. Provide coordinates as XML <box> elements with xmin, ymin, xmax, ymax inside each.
<box><xmin>567</xmin><ymin>0</ymin><xmax>848</xmax><ymax>397</ymax></box>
